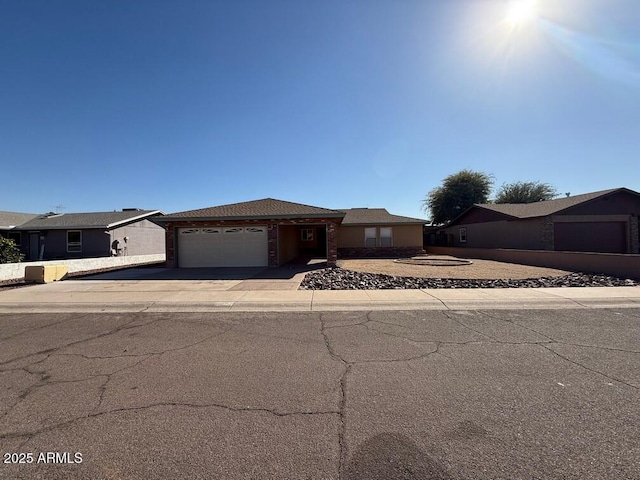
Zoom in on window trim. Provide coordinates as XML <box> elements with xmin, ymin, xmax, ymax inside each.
<box><xmin>67</xmin><ymin>230</ymin><xmax>82</xmax><ymax>253</ymax></box>
<box><xmin>364</xmin><ymin>227</ymin><xmax>377</xmax><ymax>248</ymax></box>
<box><xmin>459</xmin><ymin>227</ymin><xmax>467</xmax><ymax>243</ymax></box>
<box><xmin>301</xmin><ymin>228</ymin><xmax>314</xmax><ymax>242</ymax></box>
<box><xmin>379</xmin><ymin>227</ymin><xmax>393</xmax><ymax>247</ymax></box>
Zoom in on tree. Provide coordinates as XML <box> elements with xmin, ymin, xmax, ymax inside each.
<box><xmin>422</xmin><ymin>170</ymin><xmax>493</xmax><ymax>225</ymax></box>
<box><xmin>494</xmin><ymin>181</ymin><xmax>558</xmax><ymax>204</ymax></box>
<box><xmin>0</xmin><ymin>237</ymin><xmax>24</xmax><ymax>264</ymax></box>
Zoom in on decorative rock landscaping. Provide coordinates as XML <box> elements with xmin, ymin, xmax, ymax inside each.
<box><xmin>299</xmin><ymin>267</ymin><xmax>639</xmax><ymax>290</ymax></box>
<box><xmin>394</xmin><ymin>256</ymin><xmax>473</xmax><ymax>266</ymax></box>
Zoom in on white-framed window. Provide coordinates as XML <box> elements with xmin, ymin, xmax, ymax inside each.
<box><xmin>67</xmin><ymin>230</ymin><xmax>82</xmax><ymax>252</ymax></box>
<box><xmin>364</xmin><ymin>227</ymin><xmax>377</xmax><ymax>247</ymax></box>
<box><xmin>301</xmin><ymin>228</ymin><xmax>314</xmax><ymax>241</ymax></box>
<box><xmin>459</xmin><ymin>227</ymin><xmax>467</xmax><ymax>243</ymax></box>
<box><xmin>380</xmin><ymin>227</ymin><xmax>393</xmax><ymax>247</ymax></box>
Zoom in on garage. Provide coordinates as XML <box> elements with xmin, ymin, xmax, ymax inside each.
<box><xmin>554</xmin><ymin>221</ymin><xmax>627</xmax><ymax>253</ymax></box>
<box><xmin>177</xmin><ymin>226</ymin><xmax>268</xmax><ymax>267</ymax></box>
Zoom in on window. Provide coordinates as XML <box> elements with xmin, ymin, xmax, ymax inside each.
<box><xmin>380</xmin><ymin>227</ymin><xmax>393</xmax><ymax>247</ymax></box>
<box><xmin>7</xmin><ymin>232</ymin><xmax>21</xmax><ymax>246</ymax></box>
<box><xmin>365</xmin><ymin>227</ymin><xmax>377</xmax><ymax>247</ymax></box>
<box><xmin>459</xmin><ymin>227</ymin><xmax>467</xmax><ymax>243</ymax></box>
<box><xmin>67</xmin><ymin>230</ymin><xmax>82</xmax><ymax>252</ymax></box>
<box><xmin>301</xmin><ymin>229</ymin><xmax>314</xmax><ymax>241</ymax></box>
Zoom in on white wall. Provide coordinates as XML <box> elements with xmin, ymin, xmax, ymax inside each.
<box><xmin>0</xmin><ymin>254</ymin><xmax>165</xmax><ymax>283</ymax></box>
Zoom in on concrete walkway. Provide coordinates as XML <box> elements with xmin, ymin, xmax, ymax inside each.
<box><xmin>1</xmin><ymin>275</ymin><xmax>639</xmax><ymax>312</ymax></box>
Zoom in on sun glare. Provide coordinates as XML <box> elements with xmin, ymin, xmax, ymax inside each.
<box><xmin>505</xmin><ymin>0</ymin><xmax>538</xmax><ymax>27</ymax></box>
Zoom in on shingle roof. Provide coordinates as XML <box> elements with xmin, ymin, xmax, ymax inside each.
<box><xmin>447</xmin><ymin>188</ymin><xmax>638</xmax><ymax>226</ymax></box>
<box><xmin>0</xmin><ymin>211</ymin><xmax>39</xmax><ymax>229</ymax></box>
<box><xmin>161</xmin><ymin>198</ymin><xmax>345</xmax><ymax>221</ymax></box>
<box><xmin>16</xmin><ymin>210</ymin><xmax>162</xmax><ymax>230</ymax></box>
<box><xmin>340</xmin><ymin>208</ymin><xmax>427</xmax><ymax>225</ymax></box>
<box><xmin>473</xmin><ymin>188</ymin><xmax>622</xmax><ymax>219</ymax></box>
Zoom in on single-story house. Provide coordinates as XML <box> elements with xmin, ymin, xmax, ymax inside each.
<box><xmin>157</xmin><ymin>198</ymin><xmax>426</xmax><ymax>267</ymax></box>
<box><xmin>10</xmin><ymin>209</ymin><xmax>165</xmax><ymax>261</ymax></box>
<box><xmin>0</xmin><ymin>211</ymin><xmax>39</xmax><ymax>246</ymax></box>
<box><xmin>435</xmin><ymin>188</ymin><xmax>640</xmax><ymax>254</ymax></box>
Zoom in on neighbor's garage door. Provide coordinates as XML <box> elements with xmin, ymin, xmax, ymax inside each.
<box><xmin>178</xmin><ymin>226</ymin><xmax>268</xmax><ymax>267</ymax></box>
<box><xmin>554</xmin><ymin>222</ymin><xmax>626</xmax><ymax>253</ymax></box>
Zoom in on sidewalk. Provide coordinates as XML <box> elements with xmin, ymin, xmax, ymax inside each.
<box><xmin>1</xmin><ymin>278</ymin><xmax>639</xmax><ymax>312</ymax></box>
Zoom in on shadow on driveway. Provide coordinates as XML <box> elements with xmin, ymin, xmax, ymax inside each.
<box><xmin>75</xmin><ymin>258</ymin><xmax>328</xmax><ymax>282</ymax></box>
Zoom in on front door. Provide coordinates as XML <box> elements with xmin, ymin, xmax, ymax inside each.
<box><xmin>29</xmin><ymin>233</ymin><xmax>40</xmax><ymax>260</ymax></box>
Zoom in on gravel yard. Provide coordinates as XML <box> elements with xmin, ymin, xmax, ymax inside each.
<box><xmin>299</xmin><ymin>257</ymin><xmax>639</xmax><ymax>290</ymax></box>
<box><xmin>338</xmin><ymin>257</ymin><xmax>571</xmax><ymax>280</ymax></box>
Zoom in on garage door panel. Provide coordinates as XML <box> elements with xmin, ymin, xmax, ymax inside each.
<box><xmin>201</xmin><ymin>229</ymin><xmax>223</xmax><ymax>266</ymax></box>
<box><xmin>242</xmin><ymin>226</ymin><xmax>268</xmax><ymax>266</ymax></box>
<box><xmin>178</xmin><ymin>229</ymin><xmax>206</xmax><ymax>268</ymax></box>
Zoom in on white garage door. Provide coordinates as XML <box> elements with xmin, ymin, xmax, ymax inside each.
<box><xmin>178</xmin><ymin>226</ymin><xmax>268</xmax><ymax>267</ymax></box>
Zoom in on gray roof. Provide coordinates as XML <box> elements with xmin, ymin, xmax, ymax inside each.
<box><xmin>341</xmin><ymin>208</ymin><xmax>427</xmax><ymax>226</ymax></box>
<box><xmin>0</xmin><ymin>211</ymin><xmax>39</xmax><ymax>230</ymax></box>
<box><xmin>161</xmin><ymin>198</ymin><xmax>345</xmax><ymax>221</ymax></box>
<box><xmin>15</xmin><ymin>210</ymin><xmax>162</xmax><ymax>230</ymax></box>
<box><xmin>473</xmin><ymin>188</ymin><xmax>624</xmax><ymax>219</ymax></box>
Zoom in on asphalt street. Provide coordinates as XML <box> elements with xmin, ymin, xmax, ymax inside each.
<box><xmin>1</xmin><ymin>308</ymin><xmax>639</xmax><ymax>479</ymax></box>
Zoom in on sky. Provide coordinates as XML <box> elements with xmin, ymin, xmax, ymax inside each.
<box><xmin>2</xmin><ymin>0</ymin><xmax>639</xmax><ymax>220</ymax></box>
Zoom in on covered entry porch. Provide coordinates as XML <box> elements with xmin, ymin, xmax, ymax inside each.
<box><xmin>271</xmin><ymin>219</ymin><xmax>339</xmax><ymax>267</ymax></box>
<box><xmin>278</xmin><ymin>223</ymin><xmax>328</xmax><ymax>264</ymax></box>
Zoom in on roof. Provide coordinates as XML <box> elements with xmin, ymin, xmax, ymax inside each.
<box><xmin>449</xmin><ymin>187</ymin><xmax>638</xmax><ymax>224</ymax></box>
<box><xmin>0</xmin><ymin>211</ymin><xmax>39</xmax><ymax>230</ymax></box>
<box><xmin>160</xmin><ymin>198</ymin><xmax>345</xmax><ymax>221</ymax></box>
<box><xmin>15</xmin><ymin>210</ymin><xmax>163</xmax><ymax>230</ymax></box>
<box><xmin>340</xmin><ymin>208</ymin><xmax>427</xmax><ymax>226</ymax></box>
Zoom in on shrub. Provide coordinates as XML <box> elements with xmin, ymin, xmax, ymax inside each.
<box><xmin>0</xmin><ymin>236</ymin><xmax>24</xmax><ymax>264</ymax></box>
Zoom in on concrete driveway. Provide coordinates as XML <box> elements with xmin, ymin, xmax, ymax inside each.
<box><xmin>75</xmin><ymin>265</ymin><xmax>317</xmax><ymax>290</ymax></box>
<box><xmin>1</xmin><ymin>308</ymin><xmax>639</xmax><ymax>479</ymax></box>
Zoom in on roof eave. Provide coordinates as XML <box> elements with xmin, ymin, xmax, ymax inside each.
<box><xmin>341</xmin><ymin>221</ymin><xmax>426</xmax><ymax>226</ymax></box>
<box><xmin>157</xmin><ymin>213</ymin><xmax>345</xmax><ymax>223</ymax></box>
<box><xmin>106</xmin><ymin>210</ymin><xmax>164</xmax><ymax>229</ymax></box>
<box><xmin>14</xmin><ymin>225</ymin><xmax>112</xmax><ymax>231</ymax></box>
<box><xmin>444</xmin><ymin>204</ymin><xmax>519</xmax><ymax>227</ymax></box>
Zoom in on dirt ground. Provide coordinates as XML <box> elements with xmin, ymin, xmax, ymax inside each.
<box><xmin>337</xmin><ymin>257</ymin><xmax>573</xmax><ymax>280</ymax></box>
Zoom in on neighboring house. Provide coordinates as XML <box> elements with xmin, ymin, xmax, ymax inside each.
<box><xmin>0</xmin><ymin>211</ymin><xmax>39</xmax><ymax>249</ymax></box>
<box><xmin>11</xmin><ymin>209</ymin><xmax>165</xmax><ymax>261</ymax></box>
<box><xmin>436</xmin><ymin>188</ymin><xmax>640</xmax><ymax>254</ymax></box>
<box><xmin>156</xmin><ymin>198</ymin><xmax>427</xmax><ymax>268</ymax></box>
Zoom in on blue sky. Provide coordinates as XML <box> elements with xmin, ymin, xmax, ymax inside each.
<box><xmin>2</xmin><ymin>0</ymin><xmax>639</xmax><ymax>220</ymax></box>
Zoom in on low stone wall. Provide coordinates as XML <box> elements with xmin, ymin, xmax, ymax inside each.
<box><xmin>0</xmin><ymin>254</ymin><xmax>166</xmax><ymax>284</ymax></box>
<box><xmin>425</xmin><ymin>247</ymin><xmax>640</xmax><ymax>280</ymax></box>
<box><xmin>338</xmin><ymin>247</ymin><xmax>426</xmax><ymax>259</ymax></box>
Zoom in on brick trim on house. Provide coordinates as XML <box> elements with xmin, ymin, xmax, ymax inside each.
<box><xmin>337</xmin><ymin>246</ymin><xmax>426</xmax><ymax>259</ymax></box>
<box><xmin>165</xmin><ymin>217</ymin><xmax>341</xmax><ymax>267</ymax></box>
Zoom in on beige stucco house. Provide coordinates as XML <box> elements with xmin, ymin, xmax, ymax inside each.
<box><xmin>157</xmin><ymin>198</ymin><xmax>427</xmax><ymax>268</ymax></box>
